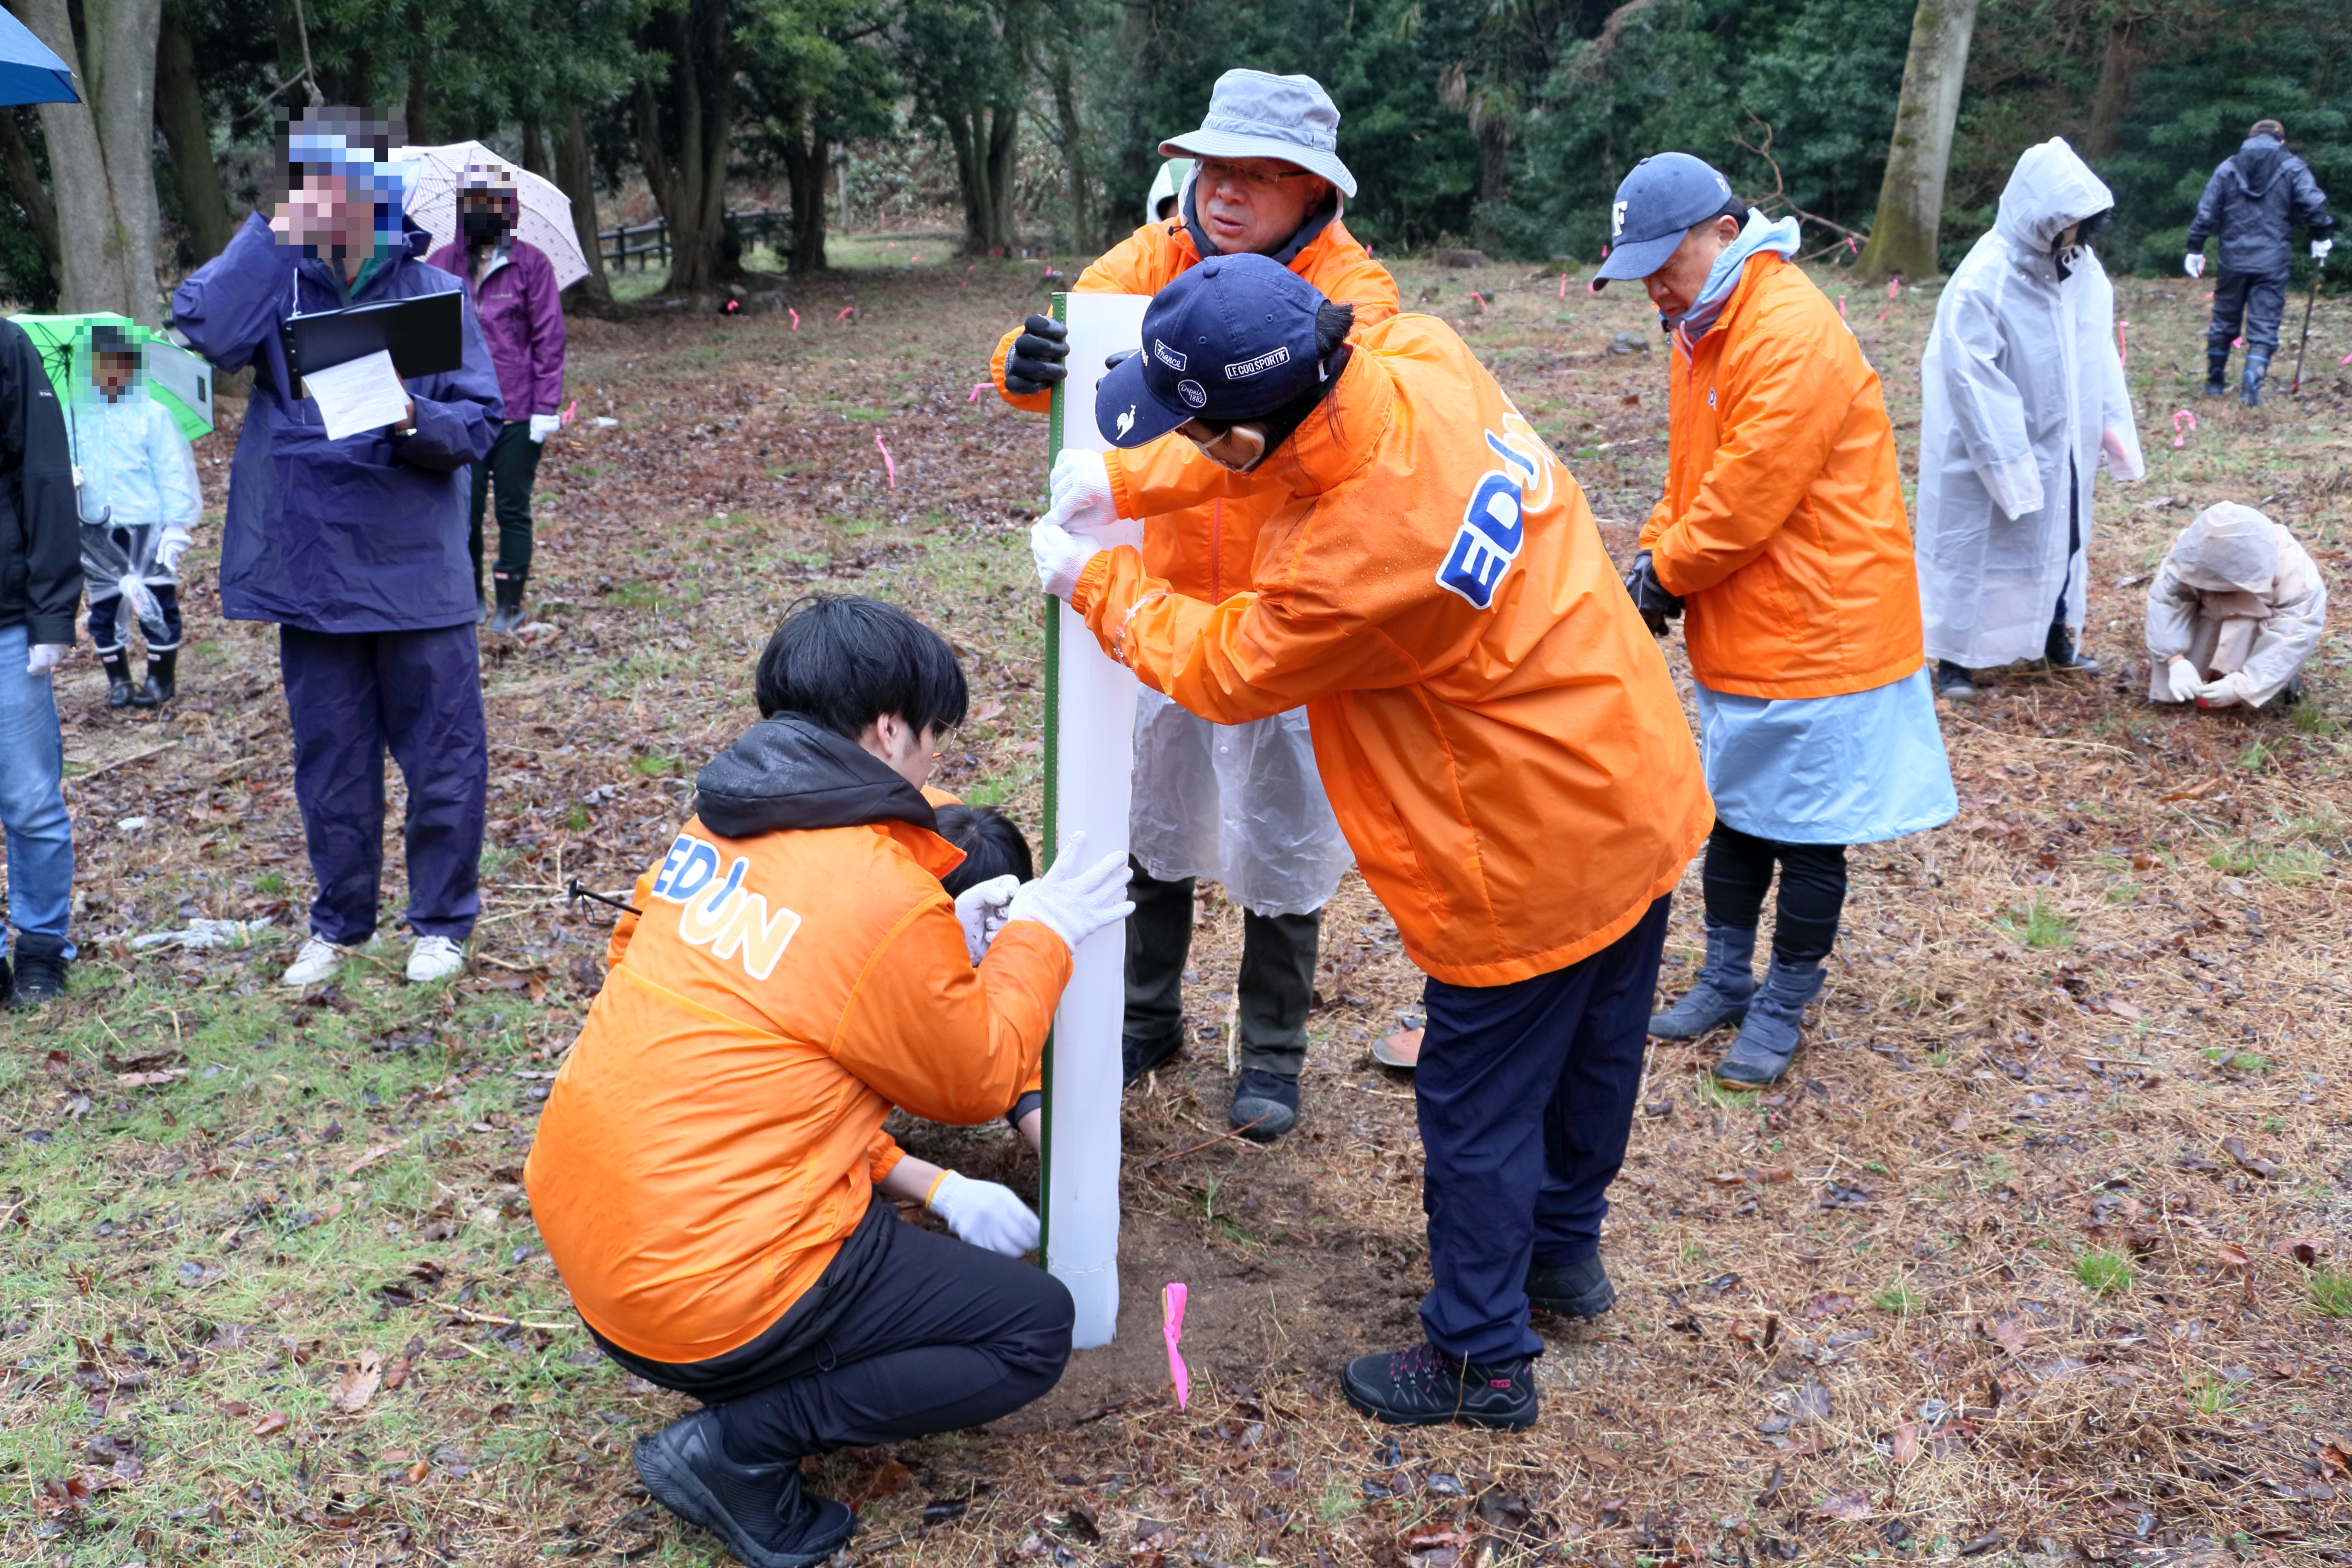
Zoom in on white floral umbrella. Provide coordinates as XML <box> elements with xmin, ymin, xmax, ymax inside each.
<box><xmin>394</xmin><ymin>140</ymin><xmax>590</xmax><ymax>290</ymax></box>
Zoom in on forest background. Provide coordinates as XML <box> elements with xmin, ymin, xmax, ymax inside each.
<box><xmin>3</xmin><ymin>0</ymin><xmax>2349</xmax><ymax>316</ymax></box>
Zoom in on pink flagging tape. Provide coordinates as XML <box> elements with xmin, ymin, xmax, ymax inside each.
<box><xmin>874</xmin><ymin>434</ymin><xmax>897</xmax><ymax>489</ymax></box>
<box><xmin>969</xmin><ymin>382</ymin><xmax>990</xmax><ymax>403</ymax></box>
<box><xmin>1162</xmin><ymin>1282</ymin><xmax>1190</xmax><ymax>1409</ymax></box>
<box><xmin>2172</xmin><ymin>409</ymin><xmax>2197</xmax><ymax>449</ymax></box>
<box><xmin>788</xmin><ymin>308</ymin><xmax>800</xmax><ymax>331</ymax></box>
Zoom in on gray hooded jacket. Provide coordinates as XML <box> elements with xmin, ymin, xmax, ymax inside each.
<box><xmin>2187</xmin><ymin>134</ymin><xmax>2334</xmax><ymax>277</ymax></box>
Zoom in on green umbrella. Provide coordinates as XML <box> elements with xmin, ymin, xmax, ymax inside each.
<box><xmin>10</xmin><ymin>312</ymin><xmax>215</xmax><ymax>441</ymax></box>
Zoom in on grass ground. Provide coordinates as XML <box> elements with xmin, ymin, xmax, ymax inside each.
<box><xmin>5</xmin><ymin>242</ymin><xmax>2350</xmax><ymax>1568</ymax></box>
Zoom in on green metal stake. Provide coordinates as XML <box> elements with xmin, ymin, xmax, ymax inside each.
<box><xmin>1035</xmin><ymin>289</ymin><xmax>1070</xmax><ymax>1263</ymax></box>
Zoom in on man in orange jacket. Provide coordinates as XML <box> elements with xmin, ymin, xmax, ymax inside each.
<box><xmin>988</xmin><ymin>69</ymin><xmax>1398</xmax><ymax>1141</ymax></box>
<box><xmin>525</xmin><ymin>597</ymin><xmax>1131</xmax><ymax>1568</ymax></box>
<box><xmin>1599</xmin><ymin>153</ymin><xmax>1955</xmax><ymax>1089</ymax></box>
<box><xmin>1030</xmin><ymin>256</ymin><xmax>1712</xmax><ymax>1429</ymax></box>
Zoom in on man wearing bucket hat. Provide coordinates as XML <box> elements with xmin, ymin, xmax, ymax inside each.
<box><xmin>1593</xmin><ymin>152</ymin><xmax>1954</xmax><ymax>1091</ymax></box>
<box><xmin>985</xmin><ymin>71</ymin><xmax>1398</xmax><ymax>1143</ymax></box>
<box><xmin>1031</xmin><ymin>254</ymin><xmax>1711</xmax><ymax>1428</ymax></box>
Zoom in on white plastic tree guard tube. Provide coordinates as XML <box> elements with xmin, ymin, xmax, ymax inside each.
<box><xmin>1041</xmin><ymin>290</ymin><xmax>1150</xmax><ymax>1349</ymax></box>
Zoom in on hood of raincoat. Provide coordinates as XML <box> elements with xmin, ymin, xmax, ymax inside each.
<box><xmin>693</xmin><ymin>713</ymin><xmax>942</xmax><ymax>840</ymax></box>
<box><xmin>2171</xmin><ymin>502</ymin><xmax>2280</xmax><ymax>593</ymax></box>
<box><xmin>2231</xmin><ymin>135</ymin><xmax>2286</xmax><ymax>199</ymax></box>
<box><xmin>1994</xmin><ymin>137</ymin><xmax>2115</xmax><ymax>257</ymax></box>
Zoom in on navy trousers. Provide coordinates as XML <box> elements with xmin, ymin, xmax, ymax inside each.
<box><xmin>2207</xmin><ymin>269</ymin><xmax>2289</xmax><ymax>358</ymax></box>
<box><xmin>1416</xmin><ymin>895</ymin><xmax>1670</xmax><ymax>1364</ymax></box>
<box><xmin>279</xmin><ymin>623</ymin><xmax>487</xmax><ymax>945</ymax></box>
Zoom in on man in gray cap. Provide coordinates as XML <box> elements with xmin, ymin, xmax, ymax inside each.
<box><xmin>983</xmin><ymin>70</ymin><xmax>1399</xmax><ymax>1143</ymax></box>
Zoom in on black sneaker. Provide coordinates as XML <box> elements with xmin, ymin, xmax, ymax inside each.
<box><xmin>12</xmin><ymin>951</ymin><xmax>65</xmax><ymax>1008</ymax></box>
<box><xmin>1341</xmin><ymin>1342</ymin><xmax>1537</xmax><ymax>1430</ymax></box>
<box><xmin>1526</xmin><ymin>1255</ymin><xmax>1615</xmax><ymax>1319</ymax></box>
<box><xmin>2043</xmin><ymin>623</ymin><xmax>2100</xmax><ymax>673</ymax></box>
<box><xmin>632</xmin><ymin>1409</ymin><xmax>853</xmax><ymax>1568</ymax></box>
<box><xmin>1934</xmin><ymin>659</ymin><xmax>1977</xmax><ymax>703</ymax></box>
<box><xmin>1121</xmin><ymin>1028</ymin><xmax>1183</xmax><ymax>1087</ymax></box>
<box><xmin>1229</xmin><ymin>1068</ymin><xmax>1299</xmax><ymax>1141</ymax></box>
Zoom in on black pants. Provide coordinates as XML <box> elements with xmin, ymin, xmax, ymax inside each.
<box><xmin>1701</xmin><ymin>823</ymin><xmax>1847</xmax><ymax>965</ymax></box>
<box><xmin>2207</xmin><ymin>269</ymin><xmax>2290</xmax><ymax>359</ymax></box>
<box><xmin>1124</xmin><ymin>858</ymin><xmax>1319</xmax><ymax>1077</ymax></box>
<box><xmin>89</xmin><ymin>583</ymin><xmax>182</xmax><ymax>655</ymax></box>
<box><xmin>710</xmin><ymin>1218</ymin><xmax>1073</xmax><ymax>1465</ymax></box>
<box><xmin>468</xmin><ymin>419</ymin><xmax>544</xmax><ymax>590</ymax></box>
<box><xmin>1416</xmin><ymin>896</ymin><xmax>1670</xmax><ymax>1363</ymax></box>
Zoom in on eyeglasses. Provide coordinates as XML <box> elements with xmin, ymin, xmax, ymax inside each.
<box><xmin>1195</xmin><ymin>159</ymin><xmax>1316</xmax><ymax>197</ymax></box>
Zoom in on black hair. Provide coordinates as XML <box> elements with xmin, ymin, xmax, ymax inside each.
<box><xmin>934</xmin><ymin>803</ymin><xmax>1035</xmax><ymax>896</ymax></box>
<box><xmin>1709</xmin><ymin>195</ymin><xmax>1754</xmax><ymax>228</ymax></box>
<box><xmin>2076</xmin><ymin>208</ymin><xmax>2113</xmax><ymax>244</ymax></box>
<box><xmin>2251</xmin><ymin>118</ymin><xmax>2284</xmax><ymax>139</ymax></box>
<box><xmin>754</xmin><ymin>594</ymin><xmax>969</xmax><ymax>739</ymax></box>
<box><xmin>90</xmin><ymin>324</ymin><xmax>136</xmax><ymax>355</ymax></box>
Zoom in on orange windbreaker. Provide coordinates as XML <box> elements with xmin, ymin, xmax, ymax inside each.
<box><xmin>1638</xmin><ymin>252</ymin><xmax>1925</xmax><ymax>699</ymax></box>
<box><xmin>991</xmin><ymin>210</ymin><xmax>1399</xmax><ymax>603</ymax></box>
<box><xmin>525</xmin><ymin>718</ymin><xmax>1069</xmax><ymax>1365</ymax></box>
<box><xmin>1071</xmin><ymin>314</ymin><xmax>1713</xmax><ymax>988</ymax></box>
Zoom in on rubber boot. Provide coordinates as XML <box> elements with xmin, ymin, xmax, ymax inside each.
<box><xmin>488</xmin><ymin>573</ymin><xmax>527</xmax><ymax>634</ymax></box>
<box><xmin>1648</xmin><ymin>921</ymin><xmax>1756</xmax><ymax>1039</ymax></box>
<box><xmin>127</xmin><ymin>655</ymin><xmax>159</xmax><ymax>708</ymax></box>
<box><xmin>2241</xmin><ymin>352</ymin><xmax>2270</xmax><ymax>407</ymax></box>
<box><xmin>101</xmin><ymin>652</ymin><xmax>135</xmax><ymax>710</ymax></box>
<box><xmin>2044</xmin><ymin>621</ymin><xmax>2100</xmax><ymax>673</ymax></box>
<box><xmin>2204</xmin><ymin>351</ymin><xmax>2230</xmax><ymax>396</ymax></box>
<box><xmin>1714</xmin><ymin>956</ymin><xmax>1827</xmax><ymax>1087</ymax></box>
<box><xmin>145</xmin><ymin>648</ymin><xmax>176</xmax><ymax>707</ymax></box>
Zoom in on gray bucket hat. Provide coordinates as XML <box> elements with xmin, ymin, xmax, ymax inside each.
<box><xmin>1158</xmin><ymin>69</ymin><xmax>1356</xmax><ymax>198</ymax></box>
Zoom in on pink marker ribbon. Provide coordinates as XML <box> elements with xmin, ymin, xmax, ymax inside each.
<box><xmin>1837</xmin><ymin>295</ymin><xmax>1847</xmax><ymax>318</ymax></box>
<box><xmin>1845</xmin><ymin>236</ymin><xmax>1859</xmax><ymax>255</ymax></box>
<box><xmin>2116</xmin><ymin>320</ymin><xmax>2130</xmax><ymax>366</ymax></box>
<box><xmin>968</xmin><ymin>382</ymin><xmax>990</xmax><ymax>403</ymax></box>
<box><xmin>963</xmin><ymin>264</ymin><xmax>974</xmax><ymax>291</ymax></box>
<box><xmin>837</xmin><ymin>305</ymin><xmax>857</xmax><ymax>322</ymax></box>
<box><xmin>1557</xmin><ymin>272</ymin><xmax>1567</xmax><ymax>298</ymax></box>
<box><xmin>788</xmin><ymin>307</ymin><xmax>800</xmax><ymax>331</ymax></box>
<box><xmin>1887</xmin><ymin>278</ymin><xmax>1901</xmax><ymax>300</ymax></box>
<box><xmin>1162</xmin><ymin>1282</ymin><xmax>1189</xmax><ymax>1409</ymax></box>
<box><xmin>560</xmin><ymin>398</ymin><xmax>577</xmax><ymax>426</ymax></box>
<box><xmin>874</xmin><ymin>433</ymin><xmax>897</xmax><ymax>488</ymax></box>
<box><xmin>2172</xmin><ymin>409</ymin><xmax>2197</xmax><ymax>448</ymax></box>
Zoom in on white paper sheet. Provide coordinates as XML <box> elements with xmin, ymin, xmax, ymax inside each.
<box><xmin>305</xmin><ymin>349</ymin><xmax>410</xmax><ymax>440</ymax></box>
<box><xmin>1045</xmin><ymin>291</ymin><xmax>1151</xmax><ymax>1350</ymax></box>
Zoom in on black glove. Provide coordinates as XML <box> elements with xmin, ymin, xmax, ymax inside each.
<box><xmin>1004</xmin><ymin>314</ymin><xmax>1070</xmax><ymax>396</ymax></box>
<box><xmin>1622</xmin><ymin>550</ymin><xmax>1684</xmax><ymax>636</ymax></box>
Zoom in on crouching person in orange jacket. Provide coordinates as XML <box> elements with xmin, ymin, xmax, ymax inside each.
<box><xmin>525</xmin><ymin>597</ymin><xmax>1131</xmax><ymax>1568</ymax></box>
<box><xmin>1596</xmin><ymin>153</ymin><xmax>1956</xmax><ymax>1091</ymax></box>
<box><xmin>1030</xmin><ymin>255</ymin><xmax>1712</xmax><ymax>1430</ymax></box>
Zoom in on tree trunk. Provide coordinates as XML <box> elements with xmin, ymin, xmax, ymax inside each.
<box><xmin>1853</xmin><ymin>0</ymin><xmax>1978</xmax><ymax>283</ymax></box>
<box><xmin>635</xmin><ymin>0</ymin><xmax>738</xmax><ymax>296</ymax></box>
<box><xmin>155</xmin><ymin>3</ymin><xmax>233</xmax><ymax>267</ymax></box>
<box><xmin>553</xmin><ymin>102</ymin><xmax>612</xmax><ymax>309</ymax></box>
<box><xmin>0</xmin><ymin>110</ymin><xmax>61</xmax><ymax>289</ymax></box>
<box><xmin>2083</xmin><ymin>15</ymin><xmax>2137</xmax><ymax>161</ymax></box>
<box><xmin>1047</xmin><ymin>42</ymin><xmax>1091</xmax><ymax>246</ymax></box>
<box><xmin>520</xmin><ymin>116</ymin><xmax>548</xmax><ymax>179</ymax></box>
<box><xmin>779</xmin><ymin>111</ymin><xmax>828</xmax><ymax>276</ymax></box>
<box><xmin>11</xmin><ymin>0</ymin><xmax>164</xmax><ymax>322</ymax></box>
<box><xmin>404</xmin><ymin>44</ymin><xmax>432</xmax><ymax>146</ymax></box>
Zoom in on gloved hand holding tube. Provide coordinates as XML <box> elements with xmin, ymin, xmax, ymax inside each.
<box><xmin>1004</xmin><ymin>831</ymin><xmax>1134</xmax><ymax>954</ymax></box>
<box><xmin>2165</xmin><ymin>655</ymin><xmax>2202</xmax><ymax>704</ymax></box>
<box><xmin>952</xmin><ymin>873</ymin><xmax>1021</xmax><ymax>966</ymax></box>
<box><xmin>1003</xmin><ymin>315</ymin><xmax>1071</xmax><ymax>396</ymax></box>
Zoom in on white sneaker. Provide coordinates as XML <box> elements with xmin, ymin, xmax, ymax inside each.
<box><xmin>281</xmin><ymin>936</ymin><xmax>345</xmax><ymax>988</ymax></box>
<box><xmin>406</xmin><ymin>935</ymin><xmax>467</xmax><ymax>983</ymax></box>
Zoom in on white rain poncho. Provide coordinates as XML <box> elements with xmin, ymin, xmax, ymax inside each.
<box><xmin>70</xmin><ymin>381</ymin><xmax>201</xmax><ymax>628</ymax></box>
<box><xmin>2145</xmin><ymin>503</ymin><xmax>2327</xmax><ymax>709</ymax></box>
<box><xmin>1128</xmin><ymin>690</ymin><xmax>1352</xmax><ymax>918</ymax></box>
<box><xmin>1917</xmin><ymin>138</ymin><xmax>2145</xmax><ymax>668</ymax></box>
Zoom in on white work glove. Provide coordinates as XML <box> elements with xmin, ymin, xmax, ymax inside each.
<box><xmin>528</xmin><ymin>413</ymin><xmax>561</xmax><ymax>444</ymax></box>
<box><xmin>927</xmin><ymin>1170</ymin><xmax>1039</xmax><ymax>1256</ymax></box>
<box><xmin>2164</xmin><ymin>655</ymin><xmax>2202</xmax><ymax>703</ymax></box>
<box><xmin>2195</xmin><ymin>672</ymin><xmax>2254</xmax><ymax>709</ymax></box>
<box><xmin>158</xmin><ymin>527</ymin><xmax>192</xmax><ymax>575</ymax></box>
<box><xmin>26</xmin><ymin>644</ymin><xmax>66</xmax><ymax>676</ymax></box>
<box><xmin>1981</xmin><ymin>454</ymin><xmax>2046</xmax><ymax>521</ymax></box>
<box><xmin>1031</xmin><ymin>520</ymin><xmax>1104</xmax><ymax>601</ymax></box>
<box><xmin>1045</xmin><ymin>448</ymin><xmax>1117</xmax><ymax>535</ymax></box>
<box><xmin>2183</xmin><ymin>253</ymin><xmax>2205</xmax><ymax>278</ymax></box>
<box><xmin>952</xmin><ymin>873</ymin><xmax>1021</xmax><ymax>966</ymax></box>
<box><xmin>2315</xmin><ymin>238</ymin><xmax>2335</xmax><ymax>264</ymax></box>
<box><xmin>1004</xmin><ymin>830</ymin><xmax>1134</xmax><ymax>953</ymax></box>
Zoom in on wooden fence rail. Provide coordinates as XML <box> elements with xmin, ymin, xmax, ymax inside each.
<box><xmin>594</xmin><ymin>209</ymin><xmax>787</xmax><ymax>272</ymax></box>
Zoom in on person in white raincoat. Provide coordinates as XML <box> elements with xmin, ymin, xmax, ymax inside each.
<box><xmin>1917</xmin><ymin>138</ymin><xmax>2145</xmax><ymax>702</ymax></box>
<box><xmin>2146</xmin><ymin>502</ymin><xmax>2326</xmax><ymax>710</ymax></box>
<box><xmin>71</xmin><ymin>326</ymin><xmax>202</xmax><ymax>711</ymax></box>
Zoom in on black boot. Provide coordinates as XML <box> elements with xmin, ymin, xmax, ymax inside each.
<box><xmin>2204</xmin><ymin>351</ymin><xmax>2230</xmax><ymax>396</ymax></box>
<box><xmin>488</xmin><ymin>573</ymin><xmax>527</xmax><ymax>634</ymax></box>
<box><xmin>147</xmin><ymin>648</ymin><xmax>177</xmax><ymax>705</ymax></box>
<box><xmin>128</xmin><ymin>655</ymin><xmax>159</xmax><ymax>708</ymax></box>
<box><xmin>1229</xmin><ymin>1068</ymin><xmax>1299</xmax><ymax>1141</ymax></box>
<box><xmin>101</xmin><ymin>653</ymin><xmax>135</xmax><ymax>710</ymax></box>
<box><xmin>2044</xmin><ymin>621</ymin><xmax>2100</xmax><ymax>673</ymax></box>
<box><xmin>1526</xmin><ymin>1255</ymin><xmax>1616</xmax><ymax>1319</ymax></box>
<box><xmin>632</xmin><ymin>1409</ymin><xmax>854</xmax><ymax>1568</ymax></box>
<box><xmin>1341</xmin><ymin>1341</ymin><xmax>1538</xmax><ymax>1429</ymax></box>
<box><xmin>11</xmin><ymin>946</ymin><xmax>66</xmax><ymax>1008</ymax></box>
<box><xmin>2241</xmin><ymin>352</ymin><xmax>2271</xmax><ymax>407</ymax></box>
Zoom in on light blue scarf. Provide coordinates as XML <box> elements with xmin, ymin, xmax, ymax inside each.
<box><xmin>1667</xmin><ymin>210</ymin><xmax>1803</xmax><ymax>346</ymax></box>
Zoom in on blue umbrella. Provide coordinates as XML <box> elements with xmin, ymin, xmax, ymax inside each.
<box><xmin>0</xmin><ymin>8</ymin><xmax>78</xmax><ymax>105</ymax></box>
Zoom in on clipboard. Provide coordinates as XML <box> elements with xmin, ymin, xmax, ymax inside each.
<box><xmin>286</xmin><ymin>290</ymin><xmax>464</xmax><ymax>384</ymax></box>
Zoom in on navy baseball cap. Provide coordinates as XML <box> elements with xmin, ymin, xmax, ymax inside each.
<box><xmin>1591</xmin><ymin>152</ymin><xmax>1737</xmax><ymax>288</ymax></box>
<box><xmin>1096</xmin><ymin>254</ymin><xmax>1328</xmax><ymax>449</ymax></box>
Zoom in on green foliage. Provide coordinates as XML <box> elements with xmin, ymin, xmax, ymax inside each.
<box><xmin>1995</xmin><ymin>897</ymin><xmax>2075</xmax><ymax>949</ymax></box>
<box><xmin>2076</xmin><ymin>1249</ymin><xmax>2133</xmax><ymax>1295</ymax></box>
<box><xmin>1872</xmin><ymin>1278</ymin><xmax>1928</xmax><ymax>1315</ymax></box>
<box><xmin>2310</xmin><ymin>1268</ymin><xmax>2352</xmax><ymax>1319</ymax></box>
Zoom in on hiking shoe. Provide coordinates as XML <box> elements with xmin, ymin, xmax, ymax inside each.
<box><xmin>11</xmin><ymin>951</ymin><xmax>64</xmax><ymax>1008</ymax></box>
<box><xmin>1526</xmin><ymin>1255</ymin><xmax>1616</xmax><ymax>1319</ymax></box>
<box><xmin>1714</xmin><ymin>957</ymin><xmax>1827</xmax><ymax>1087</ymax></box>
<box><xmin>1934</xmin><ymin>659</ymin><xmax>1977</xmax><ymax>702</ymax></box>
<box><xmin>1229</xmin><ymin>1068</ymin><xmax>1299</xmax><ymax>1141</ymax></box>
<box><xmin>406</xmin><ymin>935</ymin><xmax>467</xmax><ymax>983</ymax></box>
<box><xmin>281</xmin><ymin>936</ymin><xmax>348</xmax><ymax>988</ymax></box>
<box><xmin>633</xmin><ymin>1409</ymin><xmax>854</xmax><ymax>1568</ymax></box>
<box><xmin>2043</xmin><ymin>624</ymin><xmax>2100</xmax><ymax>674</ymax></box>
<box><xmin>1121</xmin><ymin>1028</ymin><xmax>1182</xmax><ymax>1087</ymax></box>
<box><xmin>1342</xmin><ymin>1341</ymin><xmax>1538</xmax><ymax>1430</ymax></box>
<box><xmin>1648</xmin><ymin>921</ymin><xmax>1755</xmax><ymax>1039</ymax></box>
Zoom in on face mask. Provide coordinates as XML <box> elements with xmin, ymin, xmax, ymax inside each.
<box><xmin>462</xmin><ymin>207</ymin><xmax>506</xmax><ymax>245</ymax></box>
<box><xmin>1177</xmin><ymin>419</ymin><xmax>1269</xmax><ymax>473</ymax></box>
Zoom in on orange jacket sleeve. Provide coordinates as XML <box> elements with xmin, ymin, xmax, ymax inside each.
<box><xmin>1647</xmin><ymin>306</ymin><xmax>1846</xmax><ymax>599</ymax></box>
<box><xmin>829</xmin><ymin>904</ymin><xmax>1071</xmax><ymax>1126</ymax></box>
<box><xmin>604</xmin><ymin>866</ymin><xmax>658</xmax><ymax>971</ymax></box>
<box><xmin>866</xmin><ymin>1126</ymin><xmax>904</xmax><ymax>1185</ymax></box>
<box><xmin>992</xmin><ymin>225</ymin><xmax>1178</xmax><ymax>413</ymax></box>
<box><xmin>1106</xmin><ymin>441</ymin><xmax>1263</xmax><ymax>519</ymax></box>
<box><xmin>1314</xmin><ymin>244</ymin><xmax>1403</xmax><ymax>325</ymax></box>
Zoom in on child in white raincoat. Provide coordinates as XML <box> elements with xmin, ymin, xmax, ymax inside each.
<box><xmin>2146</xmin><ymin>502</ymin><xmax>2326</xmax><ymax>710</ymax></box>
<box><xmin>72</xmin><ymin>326</ymin><xmax>201</xmax><ymax>710</ymax></box>
<box><xmin>1916</xmin><ymin>138</ymin><xmax>2144</xmax><ymax>702</ymax></box>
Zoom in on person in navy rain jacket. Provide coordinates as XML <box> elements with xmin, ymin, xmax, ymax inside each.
<box><xmin>172</xmin><ymin>107</ymin><xmax>503</xmax><ymax>988</ymax></box>
<box><xmin>2185</xmin><ymin>118</ymin><xmax>2335</xmax><ymax>404</ymax></box>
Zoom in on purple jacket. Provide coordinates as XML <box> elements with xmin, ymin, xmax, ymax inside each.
<box><xmin>427</xmin><ymin>237</ymin><xmax>566</xmax><ymax>419</ymax></box>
